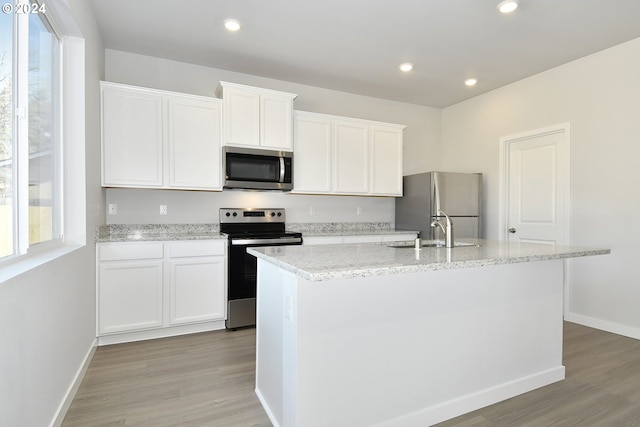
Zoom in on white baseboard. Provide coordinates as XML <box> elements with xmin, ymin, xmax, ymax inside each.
<box><xmin>50</xmin><ymin>338</ymin><xmax>98</xmax><ymax>427</ymax></box>
<box><xmin>97</xmin><ymin>320</ymin><xmax>226</xmax><ymax>346</ymax></box>
<box><xmin>372</xmin><ymin>367</ymin><xmax>565</xmax><ymax>427</ymax></box>
<box><xmin>565</xmin><ymin>313</ymin><xmax>640</xmax><ymax>340</ymax></box>
<box><xmin>255</xmin><ymin>387</ymin><xmax>281</xmax><ymax>427</ymax></box>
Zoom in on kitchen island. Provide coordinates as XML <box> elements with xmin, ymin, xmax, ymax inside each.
<box><xmin>248</xmin><ymin>240</ymin><xmax>609</xmax><ymax>427</ymax></box>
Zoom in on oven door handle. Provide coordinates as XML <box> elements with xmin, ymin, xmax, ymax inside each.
<box><xmin>230</xmin><ymin>237</ymin><xmax>302</xmax><ymax>246</ymax></box>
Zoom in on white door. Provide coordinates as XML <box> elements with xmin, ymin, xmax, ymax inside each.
<box><xmin>370</xmin><ymin>125</ymin><xmax>404</xmax><ymax>196</ymax></box>
<box><xmin>333</xmin><ymin>120</ymin><xmax>369</xmax><ymax>194</ymax></box>
<box><xmin>293</xmin><ymin>112</ymin><xmax>332</xmax><ymax>193</ymax></box>
<box><xmin>260</xmin><ymin>93</ymin><xmax>294</xmax><ymax>151</ymax></box>
<box><xmin>101</xmin><ymin>84</ymin><xmax>164</xmax><ymax>187</ymax></box>
<box><xmin>168</xmin><ymin>256</ymin><xmax>226</xmax><ymax>325</ymax></box>
<box><xmin>499</xmin><ymin>123</ymin><xmax>570</xmax><ymax>246</ymax></box>
<box><xmin>167</xmin><ymin>95</ymin><xmax>222</xmax><ymax>190</ymax></box>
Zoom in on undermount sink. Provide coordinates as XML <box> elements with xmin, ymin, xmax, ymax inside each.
<box><xmin>388</xmin><ymin>241</ymin><xmax>480</xmax><ymax>249</ymax></box>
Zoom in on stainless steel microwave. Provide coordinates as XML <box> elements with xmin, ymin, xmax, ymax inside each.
<box><xmin>223</xmin><ymin>146</ymin><xmax>293</xmax><ymax>191</ymax></box>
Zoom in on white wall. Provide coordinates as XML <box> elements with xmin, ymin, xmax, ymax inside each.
<box><xmin>106</xmin><ymin>188</ymin><xmax>394</xmax><ymax>225</ymax></box>
<box><xmin>0</xmin><ymin>1</ymin><xmax>104</xmax><ymax>426</ymax></box>
<box><xmin>441</xmin><ymin>37</ymin><xmax>640</xmax><ymax>338</ymax></box>
<box><xmin>102</xmin><ymin>49</ymin><xmax>441</xmax><ymax>226</ymax></box>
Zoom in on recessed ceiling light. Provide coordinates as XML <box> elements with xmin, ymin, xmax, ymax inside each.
<box><xmin>465</xmin><ymin>78</ymin><xmax>478</xmax><ymax>87</ymax></box>
<box><xmin>497</xmin><ymin>0</ymin><xmax>519</xmax><ymax>13</ymax></box>
<box><xmin>399</xmin><ymin>63</ymin><xmax>414</xmax><ymax>72</ymax></box>
<box><xmin>224</xmin><ymin>19</ymin><xmax>241</xmax><ymax>31</ymax></box>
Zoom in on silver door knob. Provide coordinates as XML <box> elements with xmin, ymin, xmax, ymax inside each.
<box><xmin>508</xmin><ymin>228</ymin><xmax>517</xmax><ymax>234</ymax></box>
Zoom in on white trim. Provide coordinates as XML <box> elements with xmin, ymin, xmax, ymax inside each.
<box><xmin>49</xmin><ymin>338</ymin><xmax>97</xmax><ymax>427</ymax></box>
<box><xmin>565</xmin><ymin>313</ymin><xmax>640</xmax><ymax>341</ymax></box>
<box><xmin>0</xmin><ymin>243</ymin><xmax>82</xmax><ymax>283</ymax></box>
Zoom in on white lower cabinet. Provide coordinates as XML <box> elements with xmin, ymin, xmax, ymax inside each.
<box><xmin>98</xmin><ymin>259</ymin><xmax>164</xmax><ymax>334</ymax></box>
<box><xmin>168</xmin><ymin>243</ymin><xmax>226</xmax><ymax>325</ymax></box>
<box><xmin>97</xmin><ymin>240</ymin><xmax>227</xmax><ymax>344</ymax></box>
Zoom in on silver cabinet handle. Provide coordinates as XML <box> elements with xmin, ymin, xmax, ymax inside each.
<box><xmin>508</xmin><ymin>228</ymin><xmax>517</xmax><ymax>234</ymax></box>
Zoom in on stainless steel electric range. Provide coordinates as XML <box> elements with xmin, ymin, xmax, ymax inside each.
<box><xmin>220</xmin><ymin>208</ymin><xmax>303</xmax><ymax>329</ymax></box>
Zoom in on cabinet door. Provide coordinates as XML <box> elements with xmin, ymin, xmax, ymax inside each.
<box><xmin>370</xmin><ymin>125</ymin><xmax>403</xmax><ymax>196</ymax></box>
<box><xmin>101</xmin><ymin>84</ymin><xmax>163</xmax><ymax>187</ymax></box>
<box><xmin>293</xmin><ymin>112</ymin><xmax>332</xmax><ymax>193</ymax></box>
<box><xmin>222</xmin><ymin>87</ymin><xmax>260</xmax><ymax>147</ymax></box>
<box><xmin>98</xmin><ymin>260</ymin><xmax>164</xmax><ymax>334</ymax></box>
<box><xmin>168</xmin><ymin>256</ymin><xmax>226</xmax><ymax>325</ymax></box>
<box><xmin>167</xmin><ymin>96</ymin><xmax>222</xmax><ymax>190</ymax></box>
<box><xmin>333</xmin><ymin>120</ymin><xmax>369</xmax><ymax>194</ymax></box>
<box><xmin>260</xmin><ymin>93</ymin><xmax>294</xmax><ymax>151</ymax></box>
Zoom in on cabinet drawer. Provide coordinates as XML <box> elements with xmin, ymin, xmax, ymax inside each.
<box><xmin>168</xmin><ymin>241</ymin><xmax>226</xmax><ymax>258</ymax></box>
<box><xmin>99</xmin><ymin>243</ymin><xmax>164</xmax><ymax>261</ymax></box>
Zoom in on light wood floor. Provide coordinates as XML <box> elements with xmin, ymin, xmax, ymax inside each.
<box><xmin>63</xmin><ymin>322</ymin><xmax>640</xmax><ymax>427</ymax></box>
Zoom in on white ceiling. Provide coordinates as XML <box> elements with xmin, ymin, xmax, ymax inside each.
<box><xmin>89</xmin><ymin>0</ymin><xmax>640</xmax><ymax>108</ymax></box>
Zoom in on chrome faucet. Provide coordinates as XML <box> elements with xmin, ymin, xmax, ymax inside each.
<box><xmin>430</xmin><ymin>210</ymin><xmax>454</xmax><ymax>248</ymax></box>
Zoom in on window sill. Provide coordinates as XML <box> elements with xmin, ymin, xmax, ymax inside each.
<box><xmin>0</xmin><ymin>243</ymin><xmax>85</xmax><ymax>284</ymax></box>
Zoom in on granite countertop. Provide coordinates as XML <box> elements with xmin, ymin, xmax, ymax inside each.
<box><xmin>248</xmin><ymin>239</ymin><xmax>610</xmax><ymax>281</ymax></box>
<box><xmin>96</xmin><ymin>224</ymin><xmax>226</xmax><ymax>243</ymax></box>
<box><xmin>96</xmin><ymin>222</ymin><xmax>416</xmax><ymax>242</ymax></box>
<box><xmin>286</xmin><ymin>222</ymin><xmax>418</xmax><ymax>237</ymax></box>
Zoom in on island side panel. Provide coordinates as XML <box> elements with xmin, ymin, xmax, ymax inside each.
<box><xmin>255</xmin><ymin>260</ymin><xmax>300</xmax><ymax>427</ymax></box>
<box><xmin>291</xmin><ymin>260</ymin><xmax>565</xmax><ymax>427</ymax></box>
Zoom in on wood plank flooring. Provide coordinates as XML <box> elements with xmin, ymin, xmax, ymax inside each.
<box><xmin>62</xmin><ymin>322</ymin><xmax>640</xmax><ymax>426</ymax></box>
<box><xmin>62</xmin><ymin>328</ymin><xmax>271</xmax><ymax>427</ymax></box>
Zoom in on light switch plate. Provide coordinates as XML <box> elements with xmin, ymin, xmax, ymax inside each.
<box><xmin>160</xmin><ymin>204</ymin><xmax>167</xmax><ymax>215</ymax></box>
<box><xmin>108</xmin><ymin>203</ymin><xmax>117</xmax><ymax>215</ymax></box>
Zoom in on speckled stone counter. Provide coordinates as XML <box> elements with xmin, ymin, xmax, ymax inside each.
<box><xmin>96</xmin><ymin>224</ymin><xmax>226</xmax><ymax>242</ymax></box>
<box><xmin>249</xmin><ymin>239</ymin><xmax>610</xmax><ymax>281</ymax></box>
<box><xmin>96</xmin><ymin>222</ymin><xmax>416</xmax><ymax>242</ymax></box>
<box><xmin>253</xmin><ymin>239</ymin><xmax>610</xmax><ymax>427</ymax></box>
<box><xmin>285</xmin><ymin>222</ymin><xmax>417</xmax><ymax>237</ymax></box>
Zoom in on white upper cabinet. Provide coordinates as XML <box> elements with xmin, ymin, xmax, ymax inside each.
<box><xmin>369</xmin><ymin>125</ymin><xmax>404</xmax><ymax>196</ymax></box>
<box><xmin>217</xmin><ymin>81</ymin><xmax>297</xmax><ymax>151</ymax></box>
<box><xmin>101</xmin><ymin>84</ymin><xmax>164</xmax><ymax>187</ymax></box>
<box><xmin>166</xmin><ymin>95</ymin><xmax>222</xmax><ymax>190</ymax></box>
<box><xmin>293</xmin><ymin>111</ymin><xmax>332</xmax><ymax>193</ymax></box>
<box><xmin>293</xmin><ymin>111</ymin><xmax>405</xmax><ymax>196</ymax></box>
<box><xmin>101</xmin><ymin>81</ymin><xmax>223</xmax><ymax>191</ymax></box>
<box><xmin>333</xmin><ymin>120</ymin><xmax>369</xmax><ymax>194</ymax></box>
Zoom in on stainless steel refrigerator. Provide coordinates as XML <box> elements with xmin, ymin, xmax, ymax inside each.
<box><xmin>395</xmin><ymin>172</ymin><xmax>482</xmax><ymax>240</ymax></box>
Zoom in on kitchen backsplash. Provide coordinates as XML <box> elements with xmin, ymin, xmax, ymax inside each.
<box><xmin>105</xmin><ymin>188</ymin><xmax>395</xmax><ymax>225</ymax></box>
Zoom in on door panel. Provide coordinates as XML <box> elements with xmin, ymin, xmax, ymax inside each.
<box><xmin>503</xmin><ymin>126</ymin><xmax>569</xmax><ymax>246</ymax></box>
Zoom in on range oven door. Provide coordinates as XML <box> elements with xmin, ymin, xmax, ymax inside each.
<box><xmin>226</xmin><ymin>236</ymin><xmax>302</xmax><ymax>329</ymax></box>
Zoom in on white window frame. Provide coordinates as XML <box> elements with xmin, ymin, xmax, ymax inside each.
<box><xmin>0</xmin><ymin>0</ymin><xmax>86</xmax><ymax>282</ymax></box>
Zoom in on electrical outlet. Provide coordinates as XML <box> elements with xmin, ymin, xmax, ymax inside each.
<box><xmin>309</xmin><ymin>206</ymin><xmax>315</xmax><ymax>216</ymax></box>
<box><xmin>356</xmin><ymin>206</ymin><xmax>363</xmax><ymax>216</ymax></box>
<box><xmin>160</xmin><ymin>204</ymin><xmax>167</xmax><ymax>215</ymax></box>
<box><xmin>108</xmin><ymin>203</ymin><xmax>117</xmax><ymax>215</ymax></box>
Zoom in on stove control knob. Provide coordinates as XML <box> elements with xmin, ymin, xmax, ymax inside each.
<box><xmin>277</xmin><ymin>212</ymin><xmax>282</xmax><ymax>217</ymax></box>
<box><xmin>232</xmin><ymin>212</ymin><xmax>237</xmax><ymax>217</ymax></box>
<box><xmin>225</xmin><ymin>212</ymin><xmax>231</xmax><ymax>217</ymax></box>
<box><xmin>270</xmin><ymin>212</ymin><xmax>276</xmax><ymax>217</ymax></box>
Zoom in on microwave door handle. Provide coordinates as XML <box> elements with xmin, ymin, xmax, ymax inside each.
<box><xmin>279</xmin><ymin>157</ymin><xmax>285</xmax><ymax>183</ymax></box>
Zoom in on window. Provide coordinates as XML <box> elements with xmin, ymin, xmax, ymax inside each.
<box><xmin>0</xmin><ymin>0</ymin><xmax>61</xmax><ymax>260</ymax></box>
